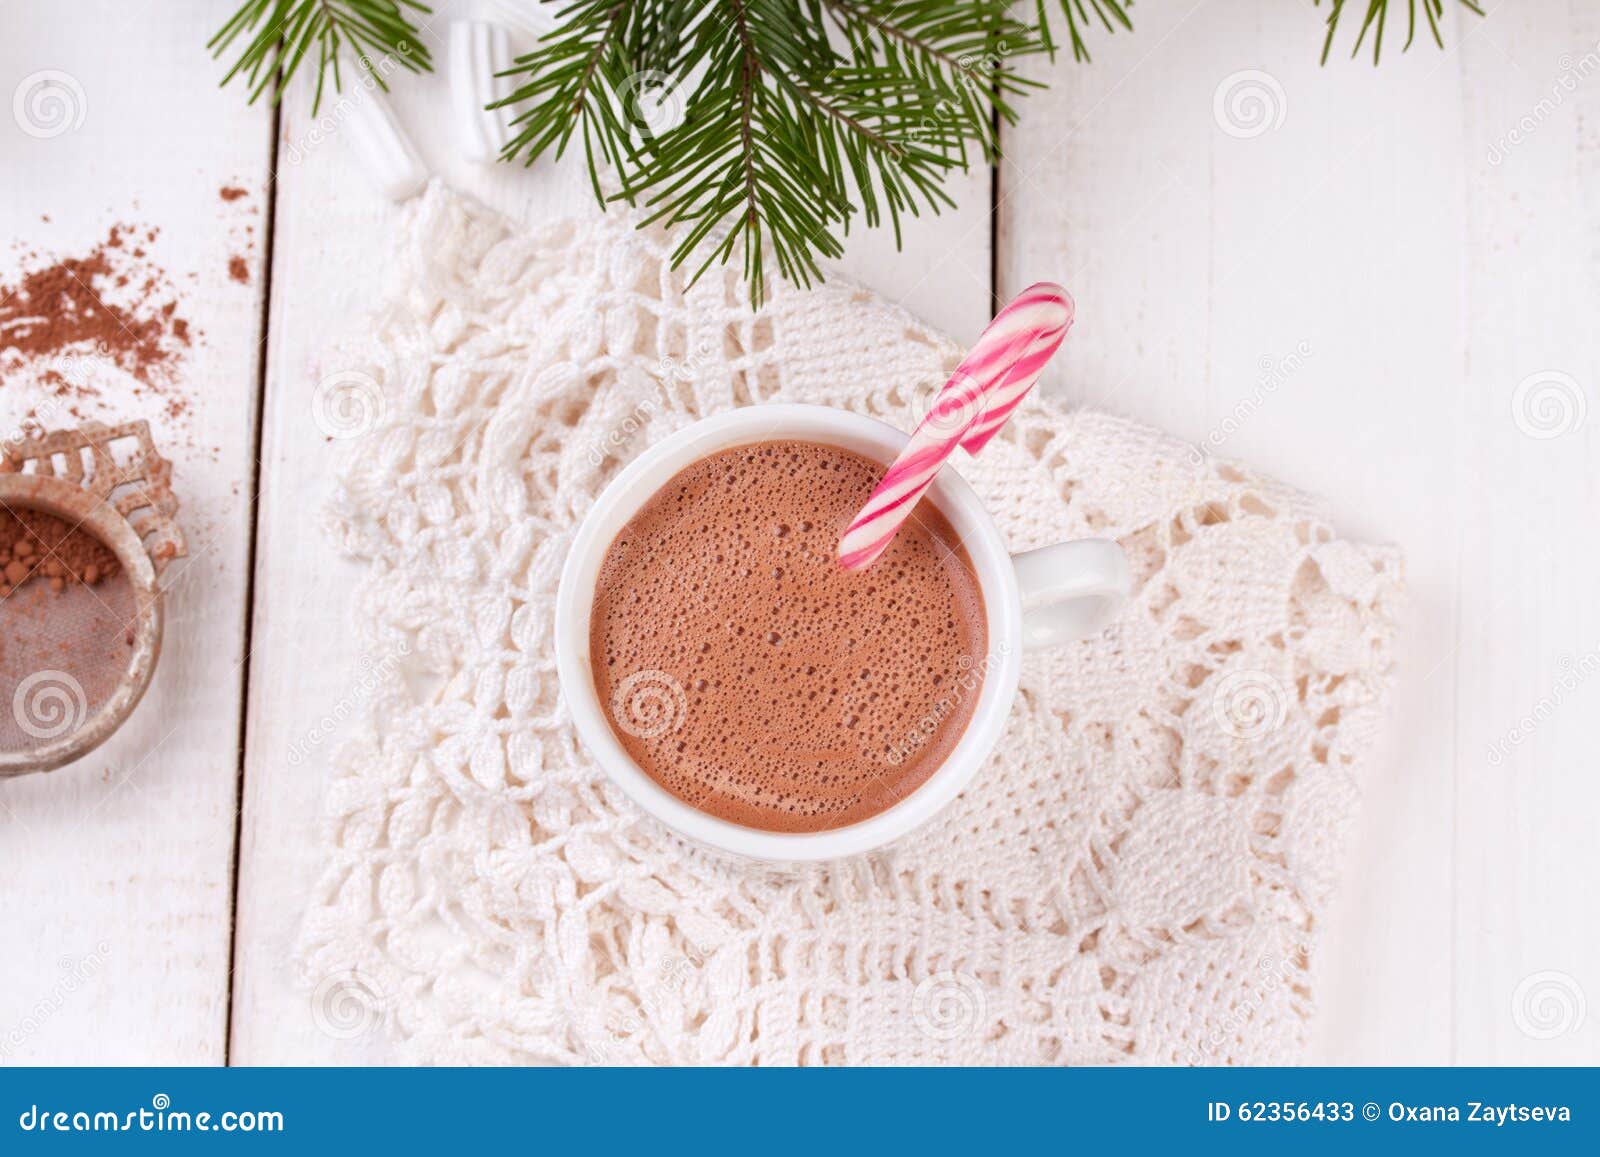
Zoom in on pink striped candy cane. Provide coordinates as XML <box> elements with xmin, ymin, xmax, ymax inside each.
<box><xmin>838</xmin><ymin>283</ymin><xmax>1074</xmax><ymax>571</ymax></box>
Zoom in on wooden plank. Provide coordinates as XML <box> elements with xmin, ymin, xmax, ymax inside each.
<box><xmin>1452</xmin><ymin>3</ymin><xmax>1600</xmax><ymax>1064</ymax></box>
<box><xmin>0</xmin><ymin>0</ymin><xmax>272</xmax><ymax>1063</ymax></box>
<box><xmin>1000</xmin><ymin>4</ymin><xmax>1469</xmax><ymax>1062</ymax></box>
<box><xmin>227</xmin><ymin>0</ymin><xmax>992</xmax><ymax>1063</ymax></box>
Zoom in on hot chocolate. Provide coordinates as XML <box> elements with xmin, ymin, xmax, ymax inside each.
<box><xmin>589</xmin><ymin>440</ymin><xmax>987</xmax><ymax>833</ymax></box>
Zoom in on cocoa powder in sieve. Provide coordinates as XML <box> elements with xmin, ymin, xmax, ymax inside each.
<box><xmin>0</xmin><ymin>507</ymin><xmax>120</xmax><ymax>598</ymax></box>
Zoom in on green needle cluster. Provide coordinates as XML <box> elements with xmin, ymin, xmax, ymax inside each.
<box><xmin>209</xmin><ymin>0</ymin><xmax>1485</xmax><ymax>306</ymax></box>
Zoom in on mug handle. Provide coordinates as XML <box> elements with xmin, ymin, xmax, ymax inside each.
<box><xmin>1011</xmin><ymin>539</ymin><xmax>1130</xmax><ymax>649</ymax></box>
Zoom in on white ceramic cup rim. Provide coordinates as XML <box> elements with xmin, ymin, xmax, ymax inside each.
<box><xmin>556</xmin><ymin>404</ymin><xmax>1025</xmax><ymax>861</ymax></box>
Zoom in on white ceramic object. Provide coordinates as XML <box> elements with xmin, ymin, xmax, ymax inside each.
<box><xmin>555</xmin><ymin>404</ymin><xmax>1131</xmax><ymax>861</ymax></box>
<box><xmin>342</xmin><ymin>79</ymin><xmax>428</xmax><ymax>200</ymax></box>
<box><xmin>449</xmin><ymin>19</ymin><xmax>511</xmax><ymax>163</ymax></box>
<box><xmin>479</xmin><ymin>0</ymin><xmax>558</xmax><ymax>38</ymax></box>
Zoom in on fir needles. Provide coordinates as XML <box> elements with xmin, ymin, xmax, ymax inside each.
<box><xmin>209</xmin><ymin>0</ymin><xmax>1488</xmax><ymax>306</ymax></box>
<box><xmin>497</xmin><ymin>0</ymin><xmax>1037</xmax><ymax>306</ymax></box>
<box><xmin>210</xmin><ymin>0</ymin><xmax>434</xmax><ymax>113</ymax></box>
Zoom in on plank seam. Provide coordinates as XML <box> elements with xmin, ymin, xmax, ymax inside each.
<box><xmin>223</xmin><ymin>96</ymin><xmax>283</xmax><ymax>1068</ymax></box>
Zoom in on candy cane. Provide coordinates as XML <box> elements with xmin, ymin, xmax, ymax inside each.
<box><xmin>838</xmin><ymin>283</ymin><xmax>1073</xmax><ymax>571</ymax></box>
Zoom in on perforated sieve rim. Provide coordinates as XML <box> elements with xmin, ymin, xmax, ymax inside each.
<box><xmin>0</xmin><ymin>472</ymin><xmax>163</xmax><ymax>777</ymax></box>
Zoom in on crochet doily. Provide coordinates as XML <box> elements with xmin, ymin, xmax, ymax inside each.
<box><xmin>297</xmin><ymin>183</ymin><xmax>1404</xmax><ymax>1065</ymax></box>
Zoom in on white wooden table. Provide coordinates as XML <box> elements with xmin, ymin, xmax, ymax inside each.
<box><xmin>3</xmin><ymin>0</ymin><xmax>1596</xmax><ymax>1066</ymax></box>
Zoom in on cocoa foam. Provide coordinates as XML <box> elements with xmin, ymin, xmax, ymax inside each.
<box><xmin>589</xmin><ymin>439</ymin><xmax>987</xmax><ymax>833</ymax></box>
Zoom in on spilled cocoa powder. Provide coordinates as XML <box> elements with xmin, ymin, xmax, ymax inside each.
<box><xmin>0</xmin><ymin>506</ymin><xmax>120</xmax><ymax>598</ymax></box>
<box><xmin>0</xmin><ymin>225</ymin><xmax>195</xmax><ymax>421</ymax></box>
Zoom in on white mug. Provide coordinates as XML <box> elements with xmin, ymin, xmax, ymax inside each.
<box><xmin>555</xmin><ymin>404</ymin><xmax>1130</xmax><ymax>861</ymax></box>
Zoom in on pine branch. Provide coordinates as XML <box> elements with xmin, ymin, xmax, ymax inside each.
<box><xmin>209</xmin><ymin>0</ymin><xmax>433</xmax><ymax>113</ymax></box>
<box><xmin>1033</xmin><ymin>0</ymin><xmax>1134</xmax><ymax>64</ymax></box>
<box><xmin>1031</xmin><ymin>1</ymin><xmax>1485</xmax><ymax>65</ymax></box>
<box><xmin>499</xmin><ymin>0</ymin><xmax>1038</xmax><ymax>308</ymax></box>
<box><xmin>1318</xmin><ymin>0</ymin><xmax>1485</xmax><ymax>64</ymax></box>
<box><xmin>820</xmin><ymin>0</ymin><xmax>1044</xmax><ymax>163</ymax></box>
<box><xmin>494</xmin><ymin>0</ymin><xmax>647</xmax><ymax>206</ymax></box>
<box><xmin>202</xmin><ymin>0</ymin><xmax>1493</xmax><ymax>311</ymax></box>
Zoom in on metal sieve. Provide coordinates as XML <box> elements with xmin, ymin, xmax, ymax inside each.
<box><xmin>0</xmin><ymin>420</ymin><xmax>184</xmax><ymax>777</ymax></box>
